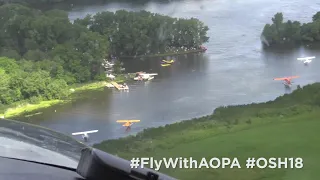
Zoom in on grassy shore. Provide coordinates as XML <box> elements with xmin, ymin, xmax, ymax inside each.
<box><xmin>120</xmin><ymin>49</ymin><xmax>206</xmax><ymax>58</ymax></box>
<box><xmin>0</xmin><ymin>73</ymin><xmax>135</xmax><ymax>119</ymax></box>
<box><xmin>0</xmin><ymin>100</ymin><xmax>66</xmax><ymax>119</ymax></box>
<box><xmin>94</xmin><ymin>83</ymin><xmax>320</xmax><ymax>180</ymax></box>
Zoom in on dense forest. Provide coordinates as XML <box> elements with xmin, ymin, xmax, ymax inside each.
<box><xmin>75</xmin><ymin>11</ymin><xmax>209</xmax><ymax>56</ymax></box>
<box><xmin>261</xmin><ymin>11</ymin><xmax>320</xmax><ymax>47</ymax></box>
<box><xmin>0</xmin><ymin>4</ymin><xmax>209</xmax><ymax>106</ymax></box>
<box><xmin>0</xmin><ymin>57</ymin><xmax>70</xmax><ymax>105</ymax></box>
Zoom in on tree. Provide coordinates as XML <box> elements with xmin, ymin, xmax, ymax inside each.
<box><xmin>261</xmin><ymin>11</ymin><xmax>320</xmax><ymax>47</ymax></box>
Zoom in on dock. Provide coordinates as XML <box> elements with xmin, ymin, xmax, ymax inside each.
<box><xmin>110</xmin><ymin>81</ymin><xmax>128</xmax><ymax>90</ymax></box>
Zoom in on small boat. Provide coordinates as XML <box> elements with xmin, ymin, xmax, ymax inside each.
<box><xmin>162</xmin><ymin>59</ymin><xmax>175</xmax><ymax>64</ymax></box>
<box><xmin>161</xmin><ymin>63</ymin><xmax>171</xmax><ymax>67</ymax></box>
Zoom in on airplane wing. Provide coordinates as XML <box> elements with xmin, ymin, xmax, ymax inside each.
<box><xmin>297</xmin><ymin>56</ymin><xmax>315</xmax><ymax>60</ymax></box>
<box><xmin>148</xmin><ymin>73</ymin><xmax>158</xmax><ymax>76</ymax></box>
<box><xmin>273</xmin><ymin>76</ymin><xmax>299</xmax><ymax>81</ymax></box>
<box><xmin>116</xmin><ymin>120</ymin><xmax>140</xmax><ymax>123</ymax></box>
<box><xmin>72</xmin><ymin>130</ymin><xmax>98</xmax><ymax>135</ymax></box>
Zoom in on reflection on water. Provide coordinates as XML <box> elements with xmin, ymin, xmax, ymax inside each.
<box><xmin>14</xmin><ymin>0</ymin><xmax>320</xmax><ymax>144</ymax></box>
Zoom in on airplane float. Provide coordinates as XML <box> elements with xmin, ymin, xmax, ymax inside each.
<box><xmin>71</xmin><ymin>130</ymin><xmax>98</xmax><ymax>142</ymax></box>
<box><xmin>162</xmin><ymin>59</ymin><xmax>175</xmax><ymax>64</ymax></box>
<box><xmin>134</xmin><ymin>72</ymin><xmax>158</xmax><ymax>81</ymax></box>
<box><xmin>273</xmin><ymin>76</ymin><xmax>299</xmax><ymax>88</ymax></box>
<box><xmin>297</xmin><ymin>56</ymin><xmax>315</xmax><ymax>65</ymax></box>
<box><xmin>116</xmin><ymin>120</ymin><xmax>140</xmax><ymax>131</ymax></box>
<box><xmin>161</xmin><ymin>59</ymin><xmax>175</xmax><ymax>67</ymax></box>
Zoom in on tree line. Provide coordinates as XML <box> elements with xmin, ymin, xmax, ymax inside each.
<box><xmin>74</xmin><ymin>10</ymin><xmax>209</xmax><ymax>57</ymax></box>
<box><xmin>0</xmin><ymin>4</ymin><xmax>209</xmax><ymax>106</ymax></box>
<box><xmin>261</xmin><ymin>12</ymin><xmax>320</xmax><ymax>47</ymax></box>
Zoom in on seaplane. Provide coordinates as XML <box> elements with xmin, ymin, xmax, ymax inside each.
<box><xmin>161</xmin><ymin>59</ymin><xmax>175</xmax><ymax>67</ymax></box>
<box><xmin>162</xmin><ymin>59</ymin><xmax>175</xmax><ymax>64</ymax></box>
<box><xmin>161</xmin><ymin>63</ymin><xmax>171</xmax><ymax>67</ymax></box>
<box><xmin>116</xmin><ymin>120</ymin><xmax>140</xmax><ymax>131</ymax></box>
<box><xmin>297</xmin><ymin>56</ymin><xmax>315</xmax><ymax>65</ymax></box>
<box><xmin>273</xmin><ymin>76</ymin><xmax>299</xmax><ymax>88</ymax></box>
<box><xmin>134</xmin><ymin>72</ymin><xmax>158</xmax><ymax>81</ymax></box>
<box><xmin>71</xmin><ymin>130</ymin><xmax>98</xmax><ymax>142</ymax></box>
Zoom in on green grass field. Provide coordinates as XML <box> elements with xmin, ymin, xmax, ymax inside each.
<box><xmin>96</xmin><ymin>111</ymin><xmax>320</xmax><ymax>180</ymax></box>
<box><xmin>94</xmin><ymin>83</ymin><xmax>320</xmax><ymax>180</ymax></box>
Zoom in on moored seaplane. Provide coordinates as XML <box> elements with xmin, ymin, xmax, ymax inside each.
<box><xmin>273</xmin><ymin>76</ymin><xmax>299</xmax><ymax>88</ymax></box>
<box><xmin>71</xmin><ymin>130</ymin><xmax>98</xmax><ymax>142</ymax></box>
<box><xmin>134</xmin><ymin>72</ymin><xmax>158</xmax><ymax>81</ymax></box>
<box><xmin>161</xmin><ymin>59</ymin><xmax>175</xmax><ymax>67</ymax></box>
<box><xmin>297</xmin><ymin>56</ymin><xmax>315</xmax><ymax>65</ymax></box>
<box><xmin>116</xmin><ymin>120</ymin><xmax>140</xmax><ymax>131</ymax></box>
<box><xmin>162</xmin><ymin>59</ymin><xmax>175</xmax><ymax>64</ymax></box>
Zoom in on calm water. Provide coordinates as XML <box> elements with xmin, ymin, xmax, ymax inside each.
<box><xmin>17</xmin><ymin>0</ymin><xmax>320</xmax><ymax>145</ymax></box>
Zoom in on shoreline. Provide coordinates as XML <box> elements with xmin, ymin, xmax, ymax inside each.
<box><xmin>0</xmin><ymin>74</ymin><xmax>134</xmax><ymax>119</ymax></box>
<box><xmin>119</xmin><ymin>49</ymin><xmax>206</xmax><ymax>59</ymax></box>
<box><xmin>93</xmin><ymin>83</ymin><xmax>319</xmax><ymax>152</ymax></box>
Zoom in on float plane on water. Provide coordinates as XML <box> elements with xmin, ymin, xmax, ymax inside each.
<box><xmin>134</xmin><ymin>72</ymin><xmax>158</xmax><ymax>81</ymax></box>
<box><xmin>161</xmin><ymin>59</ymin><xmax>175</xmax><ymax>67</ymax></box>
<box><xmin>162</xmin><ymin>59</ymin><xmax>175</xmax><ymax>64</ymax></box>
<box><xmin>71</xmin><ymin>130</ymin><xmax>98</xmax><ymax>142</ymax></box>
<box><xmin>273</xmin><ymin>76</ymin><xmax>299</xmax><ymax>88</ymax></box>
<box><xmin>297</xmin><ymin>56</ymin><xmax>315</xmax><ymax>65</ymax></box>
<box><xmin>116</xmin><ymin>120</ymin><xmax>140</xmax><ymax>131</ymax></box>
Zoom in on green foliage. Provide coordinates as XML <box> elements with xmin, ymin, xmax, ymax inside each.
<box><xmin>0</xmin><ymin>57</ymin><xmax>70</xmax><ymax>105</ymax></box>
<box><xmin>74</xmin><ymin>10</ymin><xmax>209</xmax><ymax>56</ymax></box>
<box><xmin>0</xmin><ymin>4</ymin><xmax>109</xmax><ymax>83</ymax></box>
<box><xmin>261</xmin><ymin>11</ymin><xmax>320</xmax><ymax>47</ymax></box>
<box><xmin>0</xmin><ymin>4</ymin><xmax>209</xmax><ymax>106</ymax></box>
<box><xmin>0</xmin><ymin>4</ymin><xmax>208</xmax><ymax>85</ymax></box>
<box><xmin>29</xmin><ymin>96</ymin><xmax>42</xmax><ymax>104</ymax></box>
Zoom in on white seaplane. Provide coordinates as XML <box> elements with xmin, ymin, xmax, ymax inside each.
<box><xmin>71</xmin><ymin>130</ymin><xmax>98</xmax><ymax>142</ymax></box>
<box><xmin>297</xmin><ymin>56</ymin><xmax>315</xmax><ymax>65</ymax></box>
<box><xmin>134</xmin><ymin>72</ymin><xmax>158</xmax><ymax>81</ymax></box>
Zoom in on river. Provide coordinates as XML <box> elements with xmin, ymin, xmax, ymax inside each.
<box><xmin>15</xmin><ymin>0</ymin><xmax>320</xmax><ymax>145</ymax></box>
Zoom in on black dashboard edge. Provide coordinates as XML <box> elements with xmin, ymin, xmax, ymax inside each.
<box><xmin>76</xmin><ymin>147</ymin><xmax>176</xmax><ymax>180</ymax></box>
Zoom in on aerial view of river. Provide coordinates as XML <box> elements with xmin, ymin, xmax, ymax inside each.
<box><xmin>16</xmin><ymin>0</ymin><xmax>320</xmax><ymax>145</ymax></box>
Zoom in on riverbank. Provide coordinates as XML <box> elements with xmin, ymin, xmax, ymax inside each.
<box><xmin>94</xmin><ymin>83</ymin><xmax>320</xmax><ymax>179</ymax></box>
<box><xmin>0</xmin><ymin>73</ymin><xmax>135</xmax><ymax>119</ymax></box>
<box><xmin>119</xmin><ymin>48</ymin><xmax>206</xmax><ymax>59</ymax></box>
